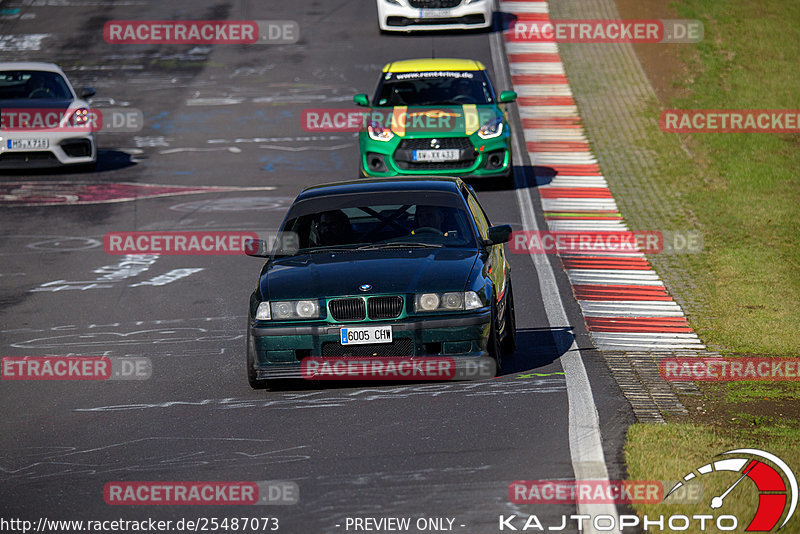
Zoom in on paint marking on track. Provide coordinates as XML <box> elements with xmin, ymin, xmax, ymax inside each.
<box><xmin>490</xmin><ymin>22</ymin><xmax>621</xmax><ymax>534</ymax></box>
<box><xmin>501</xmin><ymin>0</ymin><xmax>705</xmax><ymax>356</ymax></box>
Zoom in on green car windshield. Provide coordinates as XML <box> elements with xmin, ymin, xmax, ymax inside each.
<box><xmin>374</xmin><ymin>71</ymin><xmax>494</xmax><ymax>107</ymax></box>
<box><xmin>280</xmin><ymin>193</ymin><xmax>478</xmax><ymax>253</ymax></box>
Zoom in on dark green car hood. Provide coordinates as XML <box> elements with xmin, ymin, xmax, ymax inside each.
<box><xmin>261</xmin><ymin>248</ymin><xmax>479</xmax><ymax>300</ymax></box>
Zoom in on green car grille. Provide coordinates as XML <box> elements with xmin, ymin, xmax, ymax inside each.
<box><xmin>394</xmin><ymin>137</ymin><xmax>477</xmax><ymax>171</ymax></box>
<box><xmin>328</xmin><ymin>296</ymin><xmax>404</xmax><ymax>321</ymax></box>
<box><xmin>321</xmin><ymin>337</ymin><xmax>414</xmax><ymax>357</ymax></box>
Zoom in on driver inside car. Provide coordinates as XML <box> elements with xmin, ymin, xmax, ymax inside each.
<box><xmin>317</xmin><ymin>209</ymin><xmax>354</xmax><ymax>246</ymax></box>
<box><xmin>412</xmin><ymin>205</ymin><xmax>453</xmax><ymax>237</ymax></box>
<box><xmin>26</xmin><ymin>73</ymin><xmax>58</xmax><ymax>99</ymax></box>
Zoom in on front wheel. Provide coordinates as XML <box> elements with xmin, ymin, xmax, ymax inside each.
<box><xmin>500</xmin><ymin>280</ymin><xmax>516</xmax><ymax>356</ymax></box>
<box><xmin>246</xmin><ymin>328</ymin><xmax>267</xmax><ymax>390</ymax></box>
<box><xmin>488</xmin><ymin>300</ymin><xmax>502</xmax><ymax>374</ymax></box>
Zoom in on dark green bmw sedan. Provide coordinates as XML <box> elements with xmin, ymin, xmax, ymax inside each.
<box><xmin>245</xmin><ymin>177</ymin><xmax>515</xmax><ymax>389</ymax></box>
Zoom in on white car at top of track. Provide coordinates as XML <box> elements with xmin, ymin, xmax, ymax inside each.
<box><xmin>0</xmin><ymin>62</ymin><xmax>97</xmax><ymax>170</ymax></box>
<box><xmin>377</xmin><ymin>0</ymin><xmax>493</xmax><ymax>32</ymax></box>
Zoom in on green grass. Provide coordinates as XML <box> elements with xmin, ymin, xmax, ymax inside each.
<box><xmin>722</xmin><ymin>381</ymin><xmax>800</xmax><ymax>403</ymax></box>
<box><xmin>626</xmin><ymin>424</ymin><xmax>800</xmax><ymax>533</ymax></box>
<box><xmin>623</xmin><ymin>2</ymin><xmax>800</xmax><ymax>531</ymax></box>
<box><xmin>661</xmin><ymin>0</ymin><xmax>800</xmax><ymax>355</ymax></box>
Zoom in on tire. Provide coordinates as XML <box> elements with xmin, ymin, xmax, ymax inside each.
<box><xmin>246</xmin><ymin>328</ymin><xmax>267</xmax><ymax>390</ymax></box>
<box><xmin>500</xmin><ymin>279</ymin><xmax>516</xmax><ymax>356</ymax></box>
<box><xmin>498</xmin><ymin>167</ymin><xmax>514</xmax><ymax>190</ymax></box>
<box><xmin>488</xmin><ymin>300</ymin><xmax>503</xmax><ymax>374</ymax></box>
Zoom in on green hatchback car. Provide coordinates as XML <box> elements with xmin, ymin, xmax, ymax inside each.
<box><xmin>245</xmin><ymin>177</ymin><xmax>516</xmax><ymax>389</ymax></box>
<box><xmin>354</xmin><ymin>58</ymin><xmax>517</xmax><ymax>186</ymax></box>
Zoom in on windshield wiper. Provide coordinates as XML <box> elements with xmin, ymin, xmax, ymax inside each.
<box><xmin>297</xmin><ymin>244</ymin><xmax>364</xmax><ymax>254</ymax></box>
<box><xmin>357</xmin><ymin>242</ymin><xmax>442</xmax><ymax>249</ymax></box>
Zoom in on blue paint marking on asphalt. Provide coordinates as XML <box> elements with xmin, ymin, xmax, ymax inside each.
<box><xmin>260</xmin><ymin>152</ymin><xmax>347</xmax><ymax>173</ymax></box>
<box><xmin>329</xmin><ymin>151</ymin><xmax>344</xmax><ymax>171</ymax></box>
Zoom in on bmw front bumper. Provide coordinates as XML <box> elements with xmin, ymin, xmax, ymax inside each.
<box><xmin>248</xmin><ymin>309</ymin><xmax>492</xmax><ymax>379</ymax></box>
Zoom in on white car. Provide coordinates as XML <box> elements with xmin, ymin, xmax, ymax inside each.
<box><xmin>377</xmin><ymin>0</ymin><xmax>493</xmax><ymax>32</ymax></box>
<box><xmin>0</xmin><ymin>62</ymin><xmax>97</xmax><ymax>170</ymax></box>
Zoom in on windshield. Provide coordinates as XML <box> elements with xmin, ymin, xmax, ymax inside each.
<box><xmin>280</xmin><ymin>198</ymin><xmax>477</xmax><ymax>253</ymax></box>
<box><xmin>374</xmin><ymin>71</ymin><xmax>494</xmax><ymax>107</ymax></box>
<box><xmin>0</xmin><ymin>71</ymin><xmax>73</xmax><ymax>100</ymax></box>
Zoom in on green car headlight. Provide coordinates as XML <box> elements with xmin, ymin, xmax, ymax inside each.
<box><xmin>464</xmin><ymin>291</ymin><xmax>483</xmax><ymax>310</ymax></box>
<box><xmin>255</xmin><ymin>301</ymin><xmax>271</xmax><ymax>320</ymax></box>
<box><xmin>415</xmin><ymin>291</ymin><xmax>483</xmax><ymax>312</ymax></box>
<box><xmin>477</xmin><ymin>117</ymin><xmax>503</xmax><ymax>139</ymax></box>
<box><xmin>367</xmin><ymin>120</ymin><xmax>395</xmax><ymax>142</ymax></box>
<box><xmin>416</xmin><ymin>293</ymin><xmax>440</xmax><ymax>311</ymax></box>
<box><xmin>257</xmin><ymin>300</ymin><xmax>321</xmax><ymax>320</ymax></box>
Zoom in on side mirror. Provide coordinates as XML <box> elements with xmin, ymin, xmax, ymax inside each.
<box><xmin>353</xmin><ymin>93</ymin><xmax>370</xmax><ymax>107</ymax></box>
<box><xmin>80</xmin><ymin>87</ymin><xmax>96</xmax><ymax>99</ymax></box>
<box><xmin>498</xmin><ymin>90</ymin><xmax>517</xmax><ymax>103</ymax></box>
<box><xmin>483</xmin><ymin>225</ymin><xmax>513</xmax><ymax>247</ymax></box>
<box><xmin>244</xmin><ymin>238</ymin><xmax>269</xmax><ymax>258</ymax></box>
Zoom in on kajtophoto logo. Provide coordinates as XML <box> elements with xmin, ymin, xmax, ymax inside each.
<box><xmin>498</xmin><ymin>449</ymin><xmax>796</xmax><ymax>531</ymax></box>
<box><xmin>665</xmin><ymin>449</ymin><xmax>797</xmax><ymax>532</ymax></box>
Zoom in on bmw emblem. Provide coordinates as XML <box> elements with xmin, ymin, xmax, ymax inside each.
<box><xmin>359</xmin><ymin>284</ymin><xmax>373</xmax><ymax>292</ymax></box>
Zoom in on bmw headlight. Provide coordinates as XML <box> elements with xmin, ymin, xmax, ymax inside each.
<box><xmin>414</xmin><ymin>291</ymin><xmax>484</xmax><ymax>312</ymax></box>
<box><xmin>464</xmin><ymin>291</ymin><xmax>482</xmax><ymax>310</ymax></box>
<box><xmin>416</xmin><ymin>293</ymin><xmax>440</xmax><ymax>311</ymax></box>
<box><xmin>385</xmin><ymin>0</ymin><xmax>404</xmax><ymax>5</ymax></box>
<box><xmin>255</xmin><ymin>301</ymin><xmax>271</xmax><ymax>320</ymax></box>
<box><xmin>256</xmin><ymin>300</ymin><xmax>321</xmax><ymax>320</ymax></box>
<box><xmin>477</xmin><ymin>117</ymin><xmax>503</xmax><ymax>139</ymax></box>
<box><xmin>367</xmin><ymin>120</ymin><xmax>395</xmax><ymax>142</ymax></box>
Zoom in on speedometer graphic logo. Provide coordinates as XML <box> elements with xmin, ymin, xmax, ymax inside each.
<box><xmin>666</xmin><ymin>448</ymin><xmax>797</xmax><ymax>531</ymax></box>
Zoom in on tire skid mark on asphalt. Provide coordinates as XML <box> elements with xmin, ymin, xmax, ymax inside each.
<box><xmin>501</xmin><ymin>0</ymin><xmax>704</xmax><ymax>350</ymax></box>
<box><xmin>1</xmin><ymin>315</ymin><xmax>244</xmax><ymax>335</ymax></box>
<box><xmin>0</xmin><ymin>438</ymin><xmax>310</xmax><ymax>482</ymax></box>
<box><xmin>72</xmin><ymin>378</ymin><xmax>567</xmax><ymax>413</ymax></box>
<box><xmin>0</xmin><ymin>181</ymin><xmax>277</xmax><ymax>207</ymax></box>
<box><xmin>10</xmin><ymin>327</ymin><xmax>242</xmax><ymax>349</ymax></box>
<box><xmin>5</xmin><ymin>316</ymin><xmax>247</xmax><ymax>350</ymax></box>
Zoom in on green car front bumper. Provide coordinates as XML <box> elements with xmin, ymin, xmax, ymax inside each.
<box><xmin>248</xmin><ymin>309</ymin><xmax>491</xmax><ymax>380</ymax></box>
<box><xmin>359</xmin><ymin>132</ymin><xmax>512</xmax><ymax>179</ymax></box>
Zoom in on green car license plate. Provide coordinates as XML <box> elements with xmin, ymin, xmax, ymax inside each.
<box><xmin>412</xmin><ymin>149</ymin><xmax>459</xmax><ymax>162</ymax></box>
<box><xmin>340</xmin><ymin>326</ymin><xmax>393</xmax><ymax>345</ymax></box>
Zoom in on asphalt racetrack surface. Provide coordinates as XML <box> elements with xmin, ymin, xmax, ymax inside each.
<box><xmin>0</xmin><ymin>2</ymin><xmax>632</xmax><ymax>532</ymax></box>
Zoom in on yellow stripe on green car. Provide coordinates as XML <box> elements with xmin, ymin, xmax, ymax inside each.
<box><xmin>383</xmin><ymin>58</ymin><xmax>485</xmax><ymax>73</ymax></box>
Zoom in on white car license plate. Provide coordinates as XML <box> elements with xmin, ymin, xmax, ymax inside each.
<box><xmin>6</xmin><ymin>137</ymin><xmax>50</xmax><ymax>150</ymax></box>
<box><xmin>412</xmin><ymin>149</ymin><xmax>460</xmax><ymax>162</ymax></box>
<box><xmin>419</xmin><ymin>9</ymin><xmax>451</xmax><ymax>18</ymax></box>
<box><xmin>8</xmin><ymin>138</ymin><xmax>49</xmax><ymax>150</ymax></box>
<box><xmin>340</xmin><ymin>326</ymin><xmax>393</xmax><ymax>345</ymax></box>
